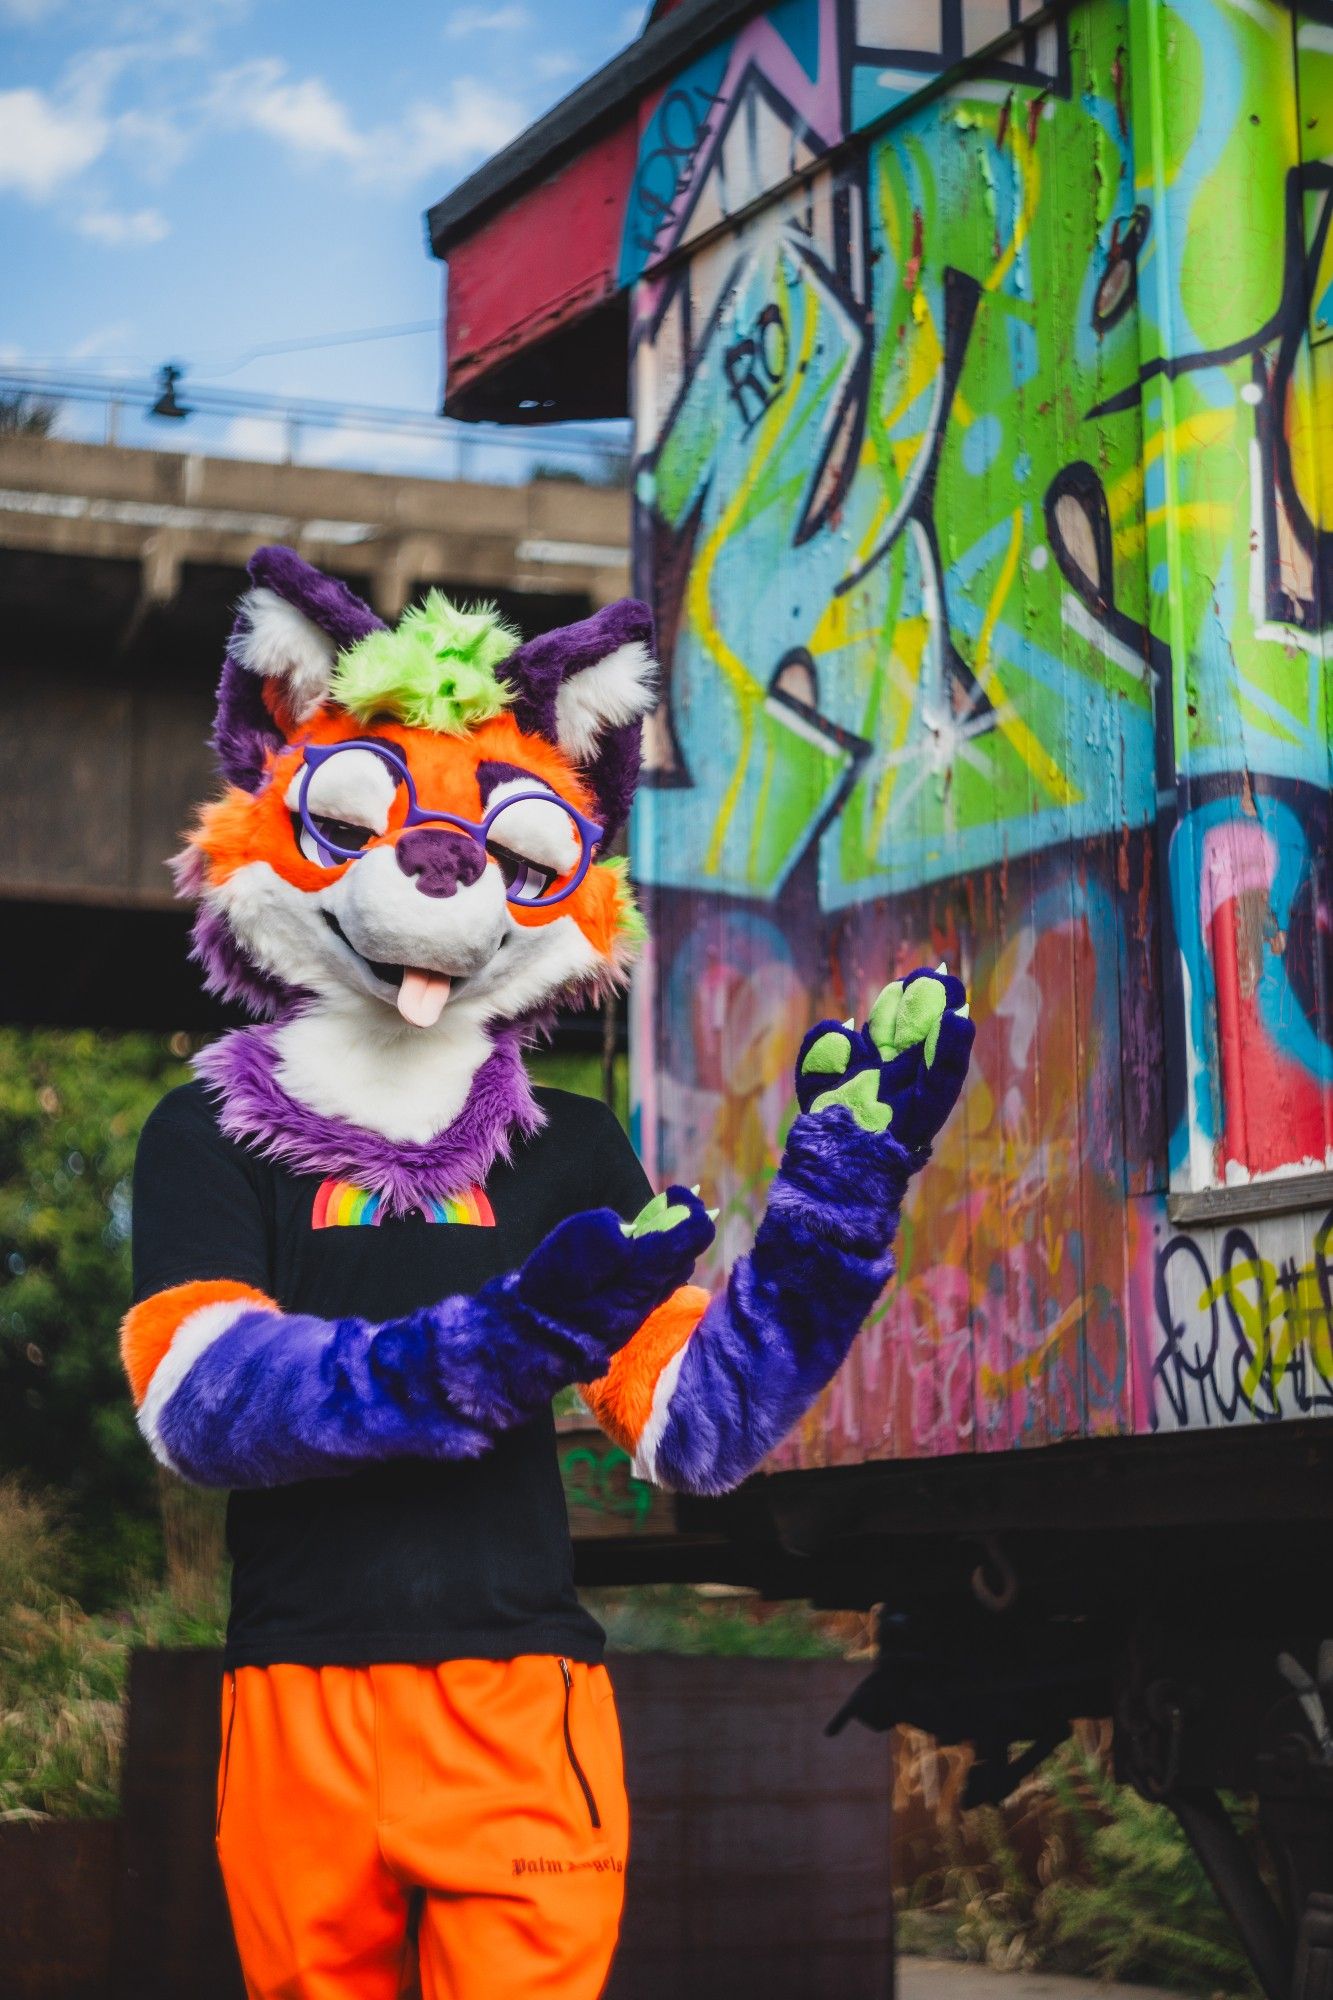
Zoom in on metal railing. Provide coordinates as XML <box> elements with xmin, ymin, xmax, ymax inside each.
<box><xmin>0</xmin><ymin>370</ymin><xmax>631</xmax><ymax>487</ymax></box>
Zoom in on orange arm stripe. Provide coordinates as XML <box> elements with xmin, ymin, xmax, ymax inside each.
<box><xmin>121</xmin><ymin>1280</ymin><xmax>275</xmax><ymax>1408</ymax></box>
<box><xmin>582</xmin><ymin>1284</ymin><xmax>710</xmax><ymax>1453</ymax></box>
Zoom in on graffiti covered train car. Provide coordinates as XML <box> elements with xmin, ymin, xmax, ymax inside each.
<box><xmin>622</xmin><ymin>0</ymin><xmax>1333</xmax><ymax>1468</ymax></box>
<box><xmin>431</xmin><ymin>2</ymin><xmax>1333</xmax><ymax>1985</ymax></box>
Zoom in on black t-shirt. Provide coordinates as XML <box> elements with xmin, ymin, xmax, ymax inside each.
<box><xmin>131</xmin><ymin>1079</ymin><xmax>652</xmax><ymax>1669</ymax></box>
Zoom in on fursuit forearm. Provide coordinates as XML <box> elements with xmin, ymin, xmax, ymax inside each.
<box><xmin>120</xmin><ymin>1191</ymin><xmax>712</xmax><ymax>1488</ymax></box>
<box><xmin>584</xmin><ymin>966</ymin><xmax>974</xmax><ymax>1495</ymax></box>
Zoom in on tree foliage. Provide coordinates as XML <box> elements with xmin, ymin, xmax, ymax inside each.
<box><xmin>0</xmin><ymin>1029</ymin><xmax>193</xmax><ymax>1600</ymax></box>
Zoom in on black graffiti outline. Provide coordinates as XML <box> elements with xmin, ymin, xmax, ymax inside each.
<box><xmin>1086</xmin><ymin>161</ymin><xmax>1331</xmax><ymax>420</ymax></box>
<box><xmin>844</xmin><ymin>0</ymin><xmax>1073</xmax><ymax>101</ymax></box>
<box><xmin>628</xmin><ymin>79</ymin><xmax>731</xmax><ymax>265</ymax></box>
<box><xmin>1091</xmin><ymin>204</ymin><xmax>1151</xmax><ymax>336</ymax></box>
<box><xmin>1042</xmin><ymin>458</ymin><xmax>1176</xmax><ymax>791</ymax></box>
<box><xmin>723</xmin><ymin>298</ymin><xmax>791</xmax><ymax>427</ymax></box>
<box><xmin>634</xmin><ymin>58</ymin><xmax>838</xmax><ymax>280</ymax></box>
<box><xmin>1088</xmin><ymin>164</ymin><xmax>1333</xmax><ymax>633</ymax></box>
<box><xmin>1151</xmin><ymin>1211</ymin><xmax>1333</xmax><ymax>1430</ymax></box>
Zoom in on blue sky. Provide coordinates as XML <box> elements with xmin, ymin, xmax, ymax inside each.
<box><xmin>0</xmin><ymin>0</ymin><xmax>644</xmax><ymax>476</ymax></box>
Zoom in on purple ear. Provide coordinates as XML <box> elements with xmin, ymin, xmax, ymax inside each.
<box><xmin>212</xmin><ymin>547</ymin><xmax>384</xmax><ymax>792</ymax></box>
<box><xmin>498</xmin><ymin>599</ymin><xmax>657</xmax><ymax>840</ymax></box>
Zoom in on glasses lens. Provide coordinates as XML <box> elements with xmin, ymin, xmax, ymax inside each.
<box><xmin>484</xmin><ymin>795</ymin><xmax>586</xmax><ymax>905</ymax></box>
<box><xmin>300</xmin><ymin>744</ymin><xmax>403</xmax><ymax>862</ymax></box>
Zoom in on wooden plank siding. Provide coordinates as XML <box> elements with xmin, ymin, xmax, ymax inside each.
<box><xmin>624</xmin><ymin>0</ymin><xmax>1333</xmax><ymax>1461</ymax></box>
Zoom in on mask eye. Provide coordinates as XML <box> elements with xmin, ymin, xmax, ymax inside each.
<box><xmin>298</xmin><ymin>816</ymin><xmax>376</xmax><ymax>866</ymax></box>
<box><xmin>287</xmin><ymin>745</ymin><xmax>399</xmax><ymax>868</ymax></box>
<box><xmin>485</xmin><ymin>841</ymin><xmax>557</xmax><ymax>903</ymax></box>
<box><xmin>483</xmin><ymin>792</ymin><xmax>585</xmax><ymax>906</ymax></box>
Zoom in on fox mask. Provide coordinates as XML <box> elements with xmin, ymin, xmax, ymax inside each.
<box><xmin>178</xmin><ymin>547</ymin><xmax>655</xmax><ymax>1154</ymax></box>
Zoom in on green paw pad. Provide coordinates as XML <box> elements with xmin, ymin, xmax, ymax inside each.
<box><xmin>870</xmin><ymin>976</ymin><xmax>947</xmax><ymax>1065</ymax></box>
<box><xmin>811</xmin><ymin>1068</ymin><xmax>894</xmax><ymax>1134</ymax></box>
<box><xmin>621</xmin><ymin>1190</ymin><xmax>692</xmax><ymax>1238</ymax></box>
<box><xmin>800</xmin><ymin>1029</ymin><xmax>854</xmax><ymax>1078</ymax></box>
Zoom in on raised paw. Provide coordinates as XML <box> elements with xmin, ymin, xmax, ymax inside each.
<box><xmin>795</xmin><ymin>965</ymin><xmax>974</xmax><ymax>1155</ymax></box>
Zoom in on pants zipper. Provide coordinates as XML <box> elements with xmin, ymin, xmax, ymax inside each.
<box><xmin>216</xmin><ymin>1672</ymin><xmax>237</xmax><ymax>1840</ymax></box>
<box><xmin>558</xmin><ymin>1657</ymin><xmax>602</xmax><ymax>1829</ymax></box>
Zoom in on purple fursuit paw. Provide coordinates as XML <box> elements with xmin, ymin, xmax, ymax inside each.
<box><xmin>795</xmin><ymin>966</ymin><xmax>974</xmax><ymax>1161</ymax></box>
<box><xmin>513</xmin><ymin>1186</ymin><xmax>716</xmax><ymax>1372</ymax></box>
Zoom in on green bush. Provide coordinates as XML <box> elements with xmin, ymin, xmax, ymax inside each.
<box><xmin>895</xmin><ymin>1731</ymin><xmax>1259</xmax><ymax>1996</ymax></box>
<box><xmin>0</xmin><ymin>1028</ymin><xmax>192</xmax><ymax>1602</ymax></box>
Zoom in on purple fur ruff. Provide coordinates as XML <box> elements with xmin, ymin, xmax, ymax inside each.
<box><xmin>501</xmin><ymin>598</ymin><xmax>654</xmax><ymax>842</ymax></box>
<box><xmin>212</xmin><ymin>547</ymin><xmax>385</xmax><ymax>793</ymax></box>
<box><xmin>194</xmin><ymin>1021</ymin><xmax>544</xmax><ymax>1213</ymax></box>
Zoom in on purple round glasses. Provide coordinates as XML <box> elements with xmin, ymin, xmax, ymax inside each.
<box><xmin>295</xmin><ymin>739</ymin><xmax>604</xmax><ymax>909</ymax></box>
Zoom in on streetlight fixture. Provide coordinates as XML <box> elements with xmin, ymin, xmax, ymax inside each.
<box><xmin>149</xmin><ymin>364</ymin><xmax>192</xmax><ymax>421</ymax></box>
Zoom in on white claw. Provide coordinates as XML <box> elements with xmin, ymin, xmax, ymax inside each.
<box><xmin>936</xmin><ymin>960</ymin><xmax>948</xmax><ymax>975</ymax></box>
<box><xmin>957</xmin><ymin>1003</ymin><xmax>970</xmax><ymax>1019</ymax></box>
<box><xmin>690</xmin><ymin>1184</ymin><xmax>701</xmax><ymax>1196</ymax></box>
<box><xmin>842</xmin><ymin>1017</ymin><xmax>855</xmax><ymax>1029</ymax></box>
<box><xmin>706</xmin><ymin>1207</ymin><xmax>720</xmax><ymax>1222</ymax></box>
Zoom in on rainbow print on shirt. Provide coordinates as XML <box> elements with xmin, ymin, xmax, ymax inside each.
<box><xmin>311</xmin><ymin>1180</ymin><xmax>496</xmax><ymax>1229</ymax></box>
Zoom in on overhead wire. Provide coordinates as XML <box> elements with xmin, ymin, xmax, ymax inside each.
<box><xmin>0</xmin><ymin>366</ymin><xmax>629</xmax><ymax>465</ymax></box>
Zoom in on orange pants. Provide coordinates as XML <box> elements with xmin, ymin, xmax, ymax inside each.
<box><xmin>215</xmin><ymin>1658</ymin><xmax>629</xmax><ymax>2000</ymax></box>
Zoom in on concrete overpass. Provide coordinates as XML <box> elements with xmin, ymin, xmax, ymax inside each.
<box><xmin>0</xmin><ymin>437</ymin><xmax>629</xmax><ymax>1029</ymax></box>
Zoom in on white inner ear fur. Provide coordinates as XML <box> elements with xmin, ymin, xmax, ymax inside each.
<box><xmin>554</xmin><ymin>640</ymin><xmax>657</xmax><ymax>763</ymax></box>
<box><xmin>233</xmin><ymin>587</ymin><xmax>337</xmax><ymax>722</ymax></box>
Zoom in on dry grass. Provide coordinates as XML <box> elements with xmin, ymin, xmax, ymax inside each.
<box><xmin>893</xmin><ymin>1723</ymin><xmax>1259</xmax><ymax>1994</ymax></box>
<box><xmin>0</xmin><ymin>1478</ymin><xmax>225</xmax><ymax>1820</ymax></box>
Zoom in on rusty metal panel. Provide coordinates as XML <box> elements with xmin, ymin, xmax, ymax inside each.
<box><xmin>628</xmin><ymin>0</ymin><xmax>1333</xmax><ymax>1462</ymax></box>
<box><xmin>442</xmin><ymin>119</ymin><xmax>637</xmax><ymax>417</ymax></box>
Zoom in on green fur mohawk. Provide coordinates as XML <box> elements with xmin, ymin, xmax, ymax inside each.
<box><xmin>331</xmin><ymin>591</ymin><xmax>518</xmax><ymax>733</ymax></box>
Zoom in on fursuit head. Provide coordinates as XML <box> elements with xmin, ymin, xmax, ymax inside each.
<box><xmin>178</xmin><ymin>547</ymin><xmax>655</xmax><ymax>1207</ymax></box>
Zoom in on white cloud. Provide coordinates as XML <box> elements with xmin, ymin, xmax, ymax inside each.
<box><xmin>0</xmin><ymin>39</ymin><xmax>188</xmax><ymax>206</ymax></box>
<box><xmin>444</xmin><ymin>5</ymin><xmax>532</xmax><ymax>35</ymax></box>
<box><xmin>209</xmin><ymin>59</ymin><xmax>525</xmax><ymax>187</ymax></box>
<box><xmin>69</xmin><ymin>320</ymin><xmax>136</xmax><ymax>359</ymax></box>
<box><xmin>534</xmin><ymin>51</ymin><xmax>581</xmax><ymax>80</ymax></box>
<box><xmin>115</xmin><ymin>106</ymin><xmax>191</xmax><ymax>180</ymax></box>
<box><xmin>219</xmin><ymin>415</ymin><xmax>289</xmax><ymax>462</ymax></box>
<box><xmin>0</xmin><ymin>85</ymin><xmax>110</xmax><ymax>198</ymax></box>
<box><xmin>297</xmin><ymin>422</ymin><xmax>448</xmax><ymax>473</ymax></box>
<box><xmin>1</xmin><ymin>0</ymin><xmax>64</xmax><ymax>21</ymax></box>
<box><xmin>76</xmin><ymin>204</ymin><xmax>170</xmax><ymax>246</ymax></box>
<box><xmin>212</xmin><ymin>57</ymin><xmax>364</xmax><ymax>163</ymax></box>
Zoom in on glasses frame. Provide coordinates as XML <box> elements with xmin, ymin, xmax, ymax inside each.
<box><xmin>296</xmin><ymin>739</ymin><xmax>604</xmax><ymax>908</ymax></box>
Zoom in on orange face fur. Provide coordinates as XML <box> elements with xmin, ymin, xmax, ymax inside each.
<box><xmin>195</xmin><ymin>706</ymin><xmax>630</xmax><ymax>963</ymax></box>
<box><xmin>188</xmin><ymin>690</ymin><xmax>641</xmax><ymax>1056</ymax></box>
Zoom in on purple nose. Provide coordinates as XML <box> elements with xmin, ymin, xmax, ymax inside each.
<box><xmin>394</xmin><ymin>827</ymin><xmax>486</xmax><ymax>899</ymax></box>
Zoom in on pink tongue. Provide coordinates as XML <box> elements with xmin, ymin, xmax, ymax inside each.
<box><xmin>397</xmin><ymin>969</ymin><xmax>452</xmax><ymax>1028</ymax></box>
